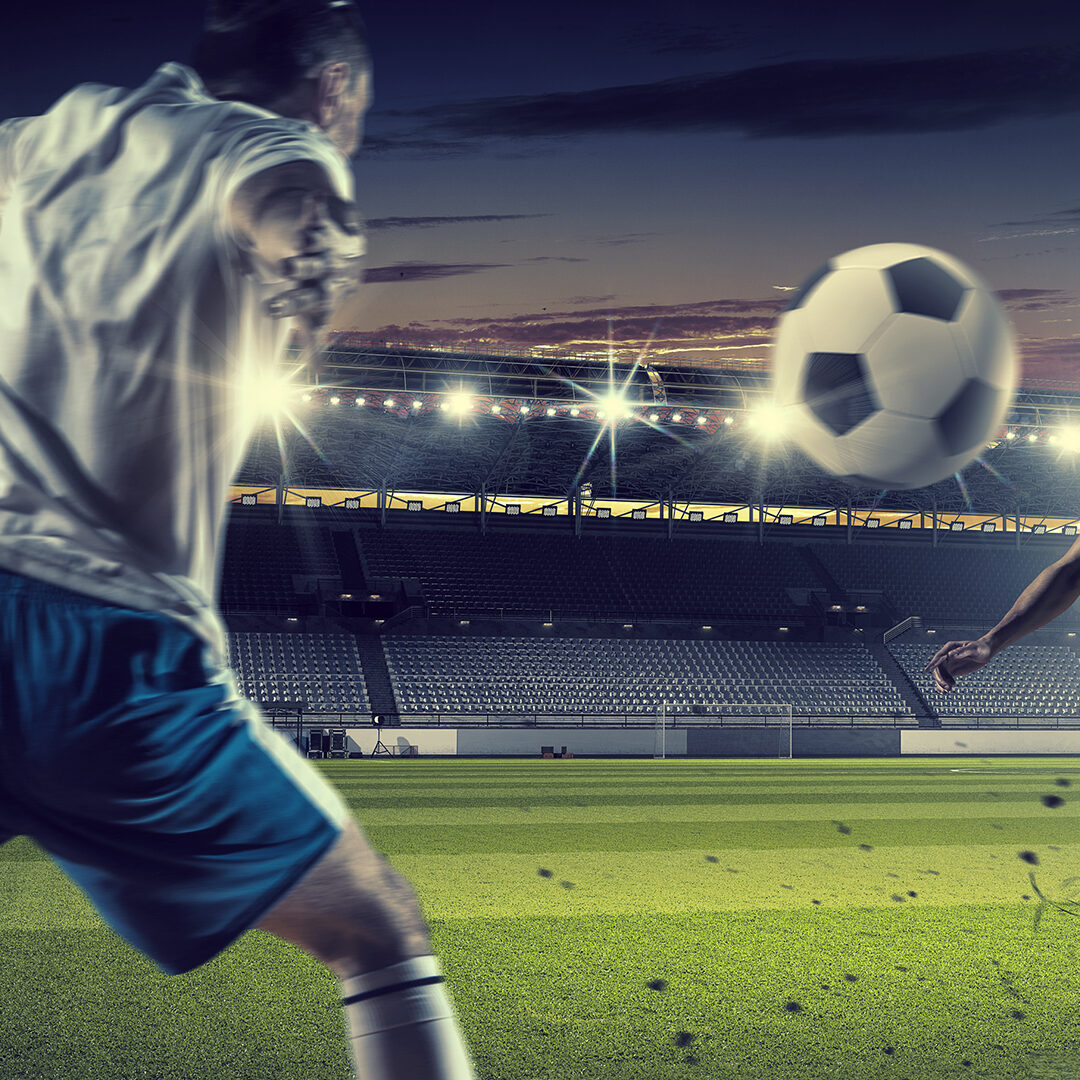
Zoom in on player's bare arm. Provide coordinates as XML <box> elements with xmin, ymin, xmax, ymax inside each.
<box><xmin>228</xmin><ymin>160</ymin><xmax>363</xmax><ymax>346</ymax></box>
<box><xmin>925</xmin><ymin>536</ymin><xmax>1080</xmax><ymax>693</ymax></box>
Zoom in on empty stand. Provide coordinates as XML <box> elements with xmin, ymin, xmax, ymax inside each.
<box><xmin>814</xmin><ymin>541</ymin><xmax>1079</xmax><ymax>628</ymax></box>
<box><xmin>219</xmin><ymin>522</ymin><xmax>342</xmax><ymax>614</ymax></box>
<box><xmin>890</xmin><ymin>641</ymin><xmax>1080</xmax><ymax>722</ymax></box>
<box><xmin>359</xmin><ymin>529</ymin><xmax>818</xmax><ymax>620</ymax></box>
<box><xmin>383</xmin><ymin>636</ymin><xmax>912</xmax><ymax>721</ymax></box>
<box><xmin>227</xmin><ymin>632</ymin><xmax>371</xmax><ymax>714</ymax></box>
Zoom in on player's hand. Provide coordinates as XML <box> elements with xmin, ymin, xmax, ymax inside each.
<box><xmin>924</xmin><ymin>637</ymin><xmax>994</xmax><ymax>694</ymax></box>
<box><xmin>263</xmin><ymin>196</ymin><xmax>363</xmax><ymax>340</ymax></box>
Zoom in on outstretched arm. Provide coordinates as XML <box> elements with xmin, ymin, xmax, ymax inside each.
<box><xmin>925</xmin><ymin>536</ymin><xmax>1080</xmax><ymax>692</ymax></box>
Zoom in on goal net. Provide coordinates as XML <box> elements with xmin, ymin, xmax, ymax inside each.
<box><xmin>654</xmin><ymin>702</ymin><xmax>794</xmax><ymax>760</ymax></box>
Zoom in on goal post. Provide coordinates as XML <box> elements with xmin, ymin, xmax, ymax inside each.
<box><xmin>655</xmin><ymin>702</ymin><xmax>794</xmax><ymax>759</ymax></box>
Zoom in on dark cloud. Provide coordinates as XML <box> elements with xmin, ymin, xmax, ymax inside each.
<box><xmin>565</xmin><ymin>295</ymin><xmax>617</xmax><ymax>305</ymax></box>
<box><xmin>523</xmin><ymin>256</ymin><xmax>589</xmax><ymax>263</ymax></box>
<box><xmin>366</xmin><ymin>213</ymin><xmax>551</xmax><ymax>231</ymax></box>
<box><xmin>591</xmin><ymin>233</ymin><xmax>661</xmax><ymax>247</ymax></box>
<box><xmin>364</xmin><ymin>261</ymin><xmax>510</xmax><ymax>283</ymax></box>
<box><xmin>386</xmin><ymin>45</ymin><xmax>1080</xmax><ymax>143</ymax></box>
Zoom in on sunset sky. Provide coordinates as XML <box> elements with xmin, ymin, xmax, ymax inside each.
<box><xmin>8</xmin><ymin>1</ymin><xmax>1080</xmax><ymax>381</ymax></box>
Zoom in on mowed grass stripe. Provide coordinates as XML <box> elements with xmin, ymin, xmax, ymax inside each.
<box><xmin>332</xmin><ymin>794</ymin><xmax>1075</xmax><ymax>816</ymax></box>
<box><xmin>328</xmin><ymin>785</ymin><xmax>1077</xmax><ymax>807</ymax></box>
<box><xmin>362</xmin><ymin>816</ymin><xmax>1074</xmax><ymax>854</ymax></box>
<box><xmin>0</xmin><ymin>843</ymin><xmax>1066</xmax><ymax>928</ymax></box>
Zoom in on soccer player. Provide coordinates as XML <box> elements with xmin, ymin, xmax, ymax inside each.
<box><xmin>0</xmin><ymin>2</ymin><xmax>475</xmax><ymax>1077</ymax></box>
<box><xmin>925</xmin><ymin>540</ymin><xmax>1080</xmax><ymax>693</ymax></box>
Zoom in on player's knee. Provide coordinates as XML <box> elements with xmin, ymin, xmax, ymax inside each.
<box><xmin>258</xmin><ymin>822</ymin><xmax>431</xmax><ymax>974</ymax></box>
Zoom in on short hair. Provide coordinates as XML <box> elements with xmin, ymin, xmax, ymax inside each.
<box><xmin>192</xmin><ymin>0</ymin><xmax>370</xmax><ymax>111</ymax></box>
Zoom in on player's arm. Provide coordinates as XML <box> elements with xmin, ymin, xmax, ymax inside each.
<box><xmin>925</xmin><ymin>536</ymin><xmax>1080</xmax><ymax>692</ymax></box>
<box><xmin>227</xmin><ymin>160</ymin><xmax>362</xmax><ymax>353</ymax></box>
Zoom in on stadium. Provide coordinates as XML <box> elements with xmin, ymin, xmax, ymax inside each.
<box><xmin>9</xmin><ymin>336</ymin><xmax>1080</xmax><ymax>1080</ymax></box>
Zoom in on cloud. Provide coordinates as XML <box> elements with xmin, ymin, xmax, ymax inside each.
<box><xmin>590</xmin><ymin>233</ymin><xmax>661</xmax><ymax>247</ymax></box>
<box><xmin>996</xmin><ymin>288</ymin><xmax>1076</xmax><ymax>311</ymax></box>
<box><xmin>565</xmin><ymin>295</ymin><xmax>617</xmax><ymax>305</ymax></box>
<box><xmin>364</xmin><ymin>261</ymin><xmax>510</xmax><ymax>283</ymax></box>
<box><xmin>522</xmin><ymin>256</ymin><xmax>589</xmax><ymax>263</ymax></box>
<box><xmin>342</xmin><ymin>295</ymin><xmax>785</xmax><ymax>362</ymax></box>
<box><xmin>378</xmin><ymin>44</ymin><xmax>1080</xmax><ymax>144</ymax></box>
<box><xmin>366</xmin><ymin>213</ymin><xmax>550</xmax><ymax>230</ymax></box>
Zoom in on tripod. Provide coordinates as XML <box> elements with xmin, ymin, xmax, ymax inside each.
<box><xmin>370</xmin><ymin>715</ymin><xmax>393</xmax><ymax>756</ymax></box>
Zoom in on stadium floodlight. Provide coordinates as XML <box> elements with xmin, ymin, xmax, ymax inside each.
<box><xmin>779</xmin><ymin>514</ymin><xmax>793</xmax><ymax>525</ymax></box>
<box><xmin>407</xmin><ymin>500</ymin><xmax>422</xmax><ymax>512</ymax></box>
<box><xmin>520</xmin><ymin>404</ymin><xmax>531</xmax><ymax>414</ymax></box>
<box><xmin>385</xmin><ymin>398</ymin><xmax>396</xmax><ymax>408</ymax></box>
<box><xmin>1059</xmin><ymin>427</ymin><xmax>1080</xmax><ymax>452</ymax></box>
<box><xmin>672</xmin><ymin>412</ymin><xmax>683</xmax><ymax>422</ymax></box>
<box><xmin>445</xmin><ymin>502</ymin><xmax>460</xmax><ymax>513</ymax></box>
<box><xmin>898</xmin><ymin>519</ymin><xmax>913</xmax><ymax>530</ymax></box>
<box><xmin>648</xmin><ymin>412</ymin><xmax>659</xmax><ymax>422</ymax></box>
<box><xmin>546</xmin><ymin>407</ymin><xmax>556</xmax><ymax>417</ymax></box>
<box><xmin>1066</xmin><ymin>525</ymin><xmax>1078</xmax><ymax>536</ymax></box>
<box><xmin>950</xmin><ymin>521</ymin><xmax>965</xmax><ymax>531</ymax></box>
<box><xmin>981</xmin><ymin>522</ymin><xmax>996</xmax><ymax>532</ymax></box>
<box><xmin>688</xmin><ymin>511</ymin><xmax>704</xmax><ymax>522</ymax></box>
<box><xmin>599</xmin><ymin>391</ymin><xmax>632</xmax><ymax>421</ymax></box>
<box><xmin>1005</xmin><ymin>430</ymin><xmax>1016</xmax><ymax>440</ymax></box>
<box><xmin>301</xmin><ymin>393</ymin><xmax>312</xmax><ymax>403</ymax></box>
<box><xmin>241</xmin><ymin>493</ymin><xmax>257</xmax><ymax>506</ymax></box>
<box><xmin>696</xmin><ymin>415</ymin><xmax>708</xmax><ymax>425</ymax></box>
<box><xmin>305</xmin><ymin>496</ymin><xmax>321</xmax><ymax>508</ymax></box>
<box><xmin>597</xmin><ymin>507</ymin><xmax>611</xmax><ymax>519</ymax></box>
<box><xmin>356</xmin><ymin>396</ymin><xmax>366</xmax><ymax>406</ymax></box>
<box><xmin>446</xmin><ymin>391</ymin><xmax>473</xmax><ymax>415</ymax></box>
<box><xmin>722</xmin><ymin>511</ymin><xmax>738</xmax><ymax>523</ymax></box>
<box><xmin>1033</xmin><ymin>524</ymin><xmax>1047</xmax><ymax>534</ymax></box>
<box><xmin>702</xmin><ymin>625</ymin><xmax>712</xmax><ymax>630</ymax></box>
<box><xmin>1028</xmin><ymin>433</ymin><xmax>1038</xmax><ymax>442</ymax></box>
<box><xmin>243</xmin><ymin>371</ymin><xmax>296</xmax><ymax>424</ymax></box>
<box><xmin>867</xmin><ymin>518</ymin><xmax>880</xmax><ymax>528</ymax></box>
<box><xmin>413</xmin><ymin>399</ymin><xmax>423</xmax><ymax>409</ymax></box>
<box><xmin>345</xmin><ymin>498</ymin><xmax>360</xmax><ymax>510</ymax></box>
<box><xmin>570</xmin><ymin>407</ymin><xmax>580</xmax><ymax>416</ymax></box>
<box><xmin>491</xmin><ymin>404</ymin><xmax>501</xmax><ymax>414</ymax></box>
<box><xmin>506</xmin><ymin>504</ymin><xmax>521</xmax><ymax>515</ymax></box>
<box><xmin>330</xmin><ymin>395</ymin><xmax>340</xmax><ymax>405</ymax></box>
<box><xmin>542</xmin><ymin>505</ymin><xmax>558</xmax><ymax>516</ymax></box>
<box><xmin>632</xmin><ymin>509</ymin><xmax>646</xmax><ymax>520</ymax></box>
<box><xmin>747</xmin><ymin>401</ymin><xmax>789</xmax><ymax>440</ymax></box>
<box><xmin>723</xmin><ymin>415</ymin><xmax>734</xmax><ymax>425</ymax></box>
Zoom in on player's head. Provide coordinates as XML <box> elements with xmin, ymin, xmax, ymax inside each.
<box><xmin>192</xmin><ymin>0</ymin><xmax>372</xmax><ymax>156</ymax></box>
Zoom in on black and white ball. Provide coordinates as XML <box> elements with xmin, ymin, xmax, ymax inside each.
<box><xmin>773</xmin><ymin>242</ymin><xmax>1017</xmax><ymax>489</ymax></box>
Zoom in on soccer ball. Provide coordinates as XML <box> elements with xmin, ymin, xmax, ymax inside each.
<box><xmin>772</xmin><ymin>242</ymin><xmax>1017</xmax><ymax>490</ymax></box>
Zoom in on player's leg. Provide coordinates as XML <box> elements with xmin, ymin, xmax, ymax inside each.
<box><xmin>254</xmin><ymin>818</ymin><xmax>476</xmax><ymax>1080</ymax></box>
<box><xmin>0</xmin><ymin>574</ymin><xmax>475</xmax><ymax>1080</ymax></box>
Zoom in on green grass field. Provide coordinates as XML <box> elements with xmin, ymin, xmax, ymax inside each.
<box><xmin>4</xmin><ymin>756</ymin><xmax>1080</xmax><ymax>1080</ymax></box>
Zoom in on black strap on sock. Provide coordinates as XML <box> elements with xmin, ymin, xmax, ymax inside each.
<box><xmin>342</xmin><ymin>975</ymin><xmax>446</xmax><ymax>1007</ymax></box>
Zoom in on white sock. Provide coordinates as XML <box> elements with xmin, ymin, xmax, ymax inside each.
<box><xmin>341</xmin><ymin>956</ymin><xmax>476</xmax><ymax>1080</ymax></box>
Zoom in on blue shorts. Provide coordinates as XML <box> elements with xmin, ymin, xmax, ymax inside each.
<box><xmin>0</xmin><ymin>569</ymin><xmax>347</xmax><ymax>975</ymax></box>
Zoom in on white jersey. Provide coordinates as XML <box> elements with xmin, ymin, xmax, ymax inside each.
<box><xmin>0</xmin><ymin>62</ymin><xmax>354</xmax><ymax>667</ymax></box>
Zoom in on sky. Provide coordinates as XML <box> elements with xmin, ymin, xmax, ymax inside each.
<box><xmin>8</xmin><ymin>1</ymin><xmax>1080</xmax><ymax>383</ymax></box>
